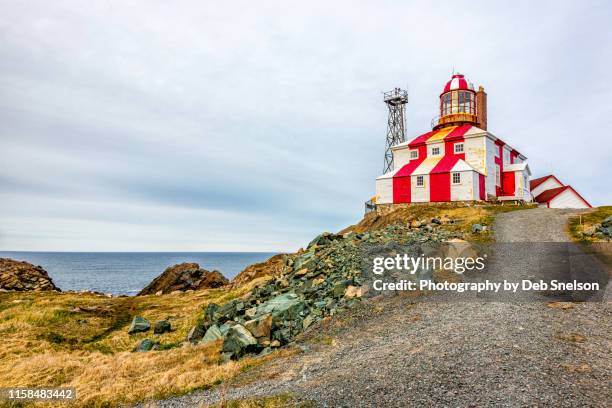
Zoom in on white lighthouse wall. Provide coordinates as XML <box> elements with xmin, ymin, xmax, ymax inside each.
<box><xmin>428</xmin><ymin>142</ymin><xmax>444</xmax><ymax>158</ymax></box>
<box><xmin>549</xmin><ymin>189</ymin><xmax>590</xmax><ymax>209</ymax></box>
<box><xmin>464</xmin><ymin>136</ymin><xmax>486</xmax><ymax>174</ymax></box>
<box><xmin>484</xmin><ymin>137</ymin><xmax>498</xmax><ymax>197</ymax></box>
<box><xmin>411</xmin><ymin>175</ymin><xmax>430</xmax><ymax>202</ymax></box>
<box><xmin>531</xmin><ymin>177</ymin><xmax>563</xmax><ymax>198</ymax></box>
<box><xmin>375</xmin><ymin>178</ymin><xmax>394</xmax><ymax>204</ymax></box>
<box><xmin>392</xmin><ymin>147</ymin><xmax>412</xmax><ymax>169</ymax></box>
<box><xmin>450</xmin><ymin>171</ymin><xmax>477</xmax><ymax>201</ymax></box>
<box><xmin>514</xmin><ymin>170</ymin><xmax>531</xmax><ymax>200</ymax></box>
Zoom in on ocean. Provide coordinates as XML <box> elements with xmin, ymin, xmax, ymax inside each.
<box><xmin>0</xmin><ymin>252</ymin><xmax>276</xmax><ymax>295</ymax></box>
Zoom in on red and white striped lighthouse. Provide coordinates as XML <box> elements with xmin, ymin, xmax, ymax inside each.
<box><xmin>375</xmin><ymin>73</ymin><xmax>531</xmax><ymax>204</ymax></box>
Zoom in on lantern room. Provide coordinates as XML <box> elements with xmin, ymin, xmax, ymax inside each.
<box><xmin>434</xmin><ymin>73</ymin><xmax>487</xmax><ymax>130</ymax></box>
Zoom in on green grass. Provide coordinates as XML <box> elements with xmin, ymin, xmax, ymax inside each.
<box><xmin>568</xmin><ymin>206</ymin><xmax>612</xmax><ymax>241</ymax></box>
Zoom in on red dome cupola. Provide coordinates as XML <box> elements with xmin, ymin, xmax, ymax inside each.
<box><xmin>434</xmin><ymin>73</ymin><xmax>486</xmax><ymax>130</ymax></box>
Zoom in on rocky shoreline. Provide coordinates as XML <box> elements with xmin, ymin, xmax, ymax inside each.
<box><xmin>0</xmin><ymin>258</ymin><xmax>60</xmax><ymax>292</ymax></box>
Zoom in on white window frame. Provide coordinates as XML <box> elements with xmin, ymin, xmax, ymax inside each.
<box><xmin>495</xmin><ymin>167</ymin><xmax>501</xmax><ymax>186</ymax></box>
<box><xmin>409</xmin><ymin>150</ymin><xmax>418</xmax><ymax>159</ymax></box>
<box><xmin>431</xmin><ymin>146</ymin><xmax>441</xmax><ymax>156</ymax></box>
<box><xmin>454</xmin><ymin>143</ymin><xmax>464</xmax><ymax>153</ymax></box>
<box><xmin>416</xmin><ymin>175</ymin><xmax>424</xmax><ymax>187</ymax></box>
<box><xmin>452</xmin><ymin>172</ymin><xmax>461</xmax><ymax>185</ymax></box>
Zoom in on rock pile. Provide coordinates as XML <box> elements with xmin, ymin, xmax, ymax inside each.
<box><xmin>0</xmin><ymin>258</ymin><xmax>60</xmax><ymax>292</ymax></box>
<box><xmin>582</xmin><ymin>215</ymin><xmax>612</xmax><ymax>240</ymax></box>
<box><xmin>138</xmin><ymin>263</ymin><xmax>229</xmax><ymax>295</ymax></box>
<box><xmin>187</xmin><ymin>219</ymin><xmax>463</xmax><ymax>359</ymax></box>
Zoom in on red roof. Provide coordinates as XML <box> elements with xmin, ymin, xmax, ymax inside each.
<box><xmin>534</xmin><ymin>186</ymin><xmax>567</xmax><ymax>203</ymax></box>
<box><xmin>534</xmin><ymin>185</ymin><xmax>592</xmax><ymax>207</ymax></box>
<box><xmin>530</xmin><ymin>175</ymin><xmax>563</xmax><ymax>190</ymax></box>
<box><xmin>442</xmin><ymin>74</ymin><xmax>474</xmax><ymax>94</ymax></box>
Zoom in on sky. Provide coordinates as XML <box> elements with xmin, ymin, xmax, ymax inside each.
<box><xmin>1</xmin><ymin>0</ymin><xmax>611</xmax><ymax>252</ymax></box>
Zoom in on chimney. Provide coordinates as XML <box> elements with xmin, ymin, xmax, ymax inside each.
<box><xmin>476</xmin><ymin>86</ymin><xmax>487</xmax><ymax>131</ymax></box>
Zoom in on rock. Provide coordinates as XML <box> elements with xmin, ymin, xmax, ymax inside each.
<box><xmin>302</xmin><ymin>314</ymin><xmax>315</xmax><ymax>329</ymax></box>
<box><xmin>294</xmin><ymin>268</ymin><xmax>309</xmax><ymax>277</ymax></box>
<box><xmin>602</xmin><ymin>215</ymin><xmax>612</xmax><ymax>228</ymax></box>
<box><xmin>128</xmin><ymin>316</ymin><xmax>150</xmax><ymax>335</ymax></box>
<box><xmin>293</xmin><ymin>252</ymin><xmax>317</xmax><ymax>273</ymax></box>
<box><xmin>133</xmin><ymin>338</ymin><xmax>158</xmax><ymax>352</ymax></box>
<box><xmin>186</xmin><ymin>324</ymin><xmax>207</xmax><ymax>343</ymax></box>
<box><xmin>333</xmin><ymin>281</ymin><xmax>351</xmax><ymax>298</ymax></box>
<box><xmin>244</xmin><ymin>313</ymin><xmax>272</xmax><ymax>339</ymax></box>
<box><xmin>200</xmin><ymin>324</ymin><xmax>224</xmax><ymax>345</ymax></box>
<box><xmin>597</xmin><ymin>225</ymin><xmax>612</xmax><ymax>237</ymax></box>
<box><xmin>244</xmin><ymin>307</ymin><xmax>257</xmax><ymax>318</ymax></box>
<box><xmin>222</xmin><ymin>324</ymin><xmax>258</xmax><ymax>358</ymax></box>
<box><xmin>582</xmin><ymin>226</ymin><xmax>596</xmax><ymax>237</ymax></box>
<box><xmin>153</xmin><ymin>320</ymin><xmax>171</xmax><ymax>334</ymax></box>
<box><xmin>257</xmin><ymin>292</ymin><xmax>305</xmax><ymax>321</ymax></box>
<box><xmin>409</xmin><ymin>220</ymin><xmax>421</xmax><ymax>229</ymax></box>
<box><xmin>216</xmin><ymin>299</ymin><xmax>243</xmax><ymax>322</ymax></box>
<box><xmin>431</xmin><ymin>217</ymin><xmax>442</xmax><ymax>225</ymax></box>
<box><xmin>344</xmin><ymin>285</ymin><xmax>364</xmax><ymax>298</ymax></box>
<box><xmin>138</xmin><ymin>263</ymin><xmax>228</xmax><ymax>295</ymax></box>
<box><xmin>230</xmin><ymin>254</ymin><xmax>287</xmax><ymax>288</ymax></box>
<box><xmin>203</xmin><ymin>303</ymin><xmax>220</xmax><ymax>324</ymax></box>
<box><xmin>0</xmin><ymin>258</ymin><xmax>60</xmax><ymax>292</ymax></box>
<box><xmin>270</xmin><ymin>340</ymin><xmax>281</xmax><ymax>348</ymax></box>
<box><xmin>471</xmin><ymin>224</ymin><xmax>483</xmax><ymax>233</ymax></box>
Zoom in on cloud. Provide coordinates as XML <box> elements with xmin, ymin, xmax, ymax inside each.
<box><xmin>1</xmin><ymin>0</ymin><xmax>611</xmax><ymax>251</ymax></box>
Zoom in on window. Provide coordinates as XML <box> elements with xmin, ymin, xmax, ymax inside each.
<box><xmin>452</xmin><ymin>172</ymin><xmax>461</xmax><ymax>184</ymax></box>
<box><xmin>416</xmin><ymin>175</ymin><xmax>424</xmax><ymax>187</ymax></box>
<box><xmin>431</xmin><ymin>147</ymin><xmax>440</xmax><ymax>156</ymax></box>
<box><xmin>454</xmin><ymin>143</ymin><xmax>464</xmax><ymax>153</ymax></box>
<box><xmin>442</xmin><ymin>93</ymin><xmax>451</xmax><ymax>115</ymax></box>
<box><xmin>495</xmin><ymin>167</ymin><xmax>501</xmax><ymax>186</ymax></box>
<box><xmin>458</xmin><ymin>91</ymin><xmax>471</xmax><ymax>113</ymax></box>
<box><xmin>410</xmin><ymin>150</ymin><xmax>418</xmax><ymax>159</ymax></box>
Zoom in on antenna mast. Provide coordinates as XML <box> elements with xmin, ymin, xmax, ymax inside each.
<box><xmin>382</xmin><ymin>87</ymin><xmax>409</xmax><ymax>173</ymax></box>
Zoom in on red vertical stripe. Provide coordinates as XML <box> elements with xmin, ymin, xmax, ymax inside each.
<box><xmin>494</xmin><ymin>140</ymin><xmax>505</xmax><ymax>197</ymax></box>
<box><xmin>479</xmin><ymin>174</ymin><xmax>486</xmax><ymax>200</ymax></box>
<box><xmin>430</xmin><ymin>173</ymin><xmax>451</xmax><ymax>202</ymax></box>
<box><xmin>443</xmin><ymin>124</ymin><xmax>471</xmax><ymax>160</ymax></box>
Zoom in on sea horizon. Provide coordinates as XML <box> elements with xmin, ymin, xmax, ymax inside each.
<box><xmin>0</xmin><ymin>251</ymin><xmax>277</xmax><ymax>295</ymax></box>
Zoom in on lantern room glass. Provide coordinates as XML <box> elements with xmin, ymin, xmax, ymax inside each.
<box><xmin>441</xmin><ymin>90</ymin><xmax>476</xmax><ymax>116</ymax></box>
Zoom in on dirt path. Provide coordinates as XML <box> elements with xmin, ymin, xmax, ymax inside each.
<box><xmin>150</xmin><ymin>209</ymin><xmax>611</xmax><ymax>408</ymax></box>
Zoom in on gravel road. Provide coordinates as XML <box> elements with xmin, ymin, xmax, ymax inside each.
<box><xmin>146</xmin><ymin>208</ymin><xmax>611</xmax><ymax>408</ymax></box>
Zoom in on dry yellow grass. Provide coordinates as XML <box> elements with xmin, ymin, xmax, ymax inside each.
<box><xmin>209</xmin><ymin>393</ymin><xmax>312</xmax><ymax>407</ymax></box>
<box><xmin>342</xmin><ymin>203</ymin><xmax>532</xmax><ymax>241</ymax></box>
<box><xmin>0</xmin><ymin>277</ymin><xmax>282</xmax><ymax>407</ymax></box>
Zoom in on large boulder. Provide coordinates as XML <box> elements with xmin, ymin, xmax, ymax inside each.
<box><xmin>153</xmin><ymin>320</ymin><xmax>171</xmax><ymax>334</ymax></box>
<box><xmin>138</xmin><ymin>263</ymin><xmax>228</xmax><ymax>295</ymax></box>
<box><xmin>133</xmin><ymin>338</ymin><xmax>158</xmax><ymax>352</ymax></box>
<box><xmin>222</xmin><ymin>324</ymin><xmax>258</xmax><ymax>358</ymax></box>
<box><xmin>256</xmin><ymin>292</ymin><xmax>305</xmax><ymax>321</ymax></box>
<box><xmin>186</xmin><ymin>324</ymin><xmax>207</xmax><ymax>343</ymax></box>
<box><xmin>0</xmin><ymin>258</ymin><xmax>60</xmax><ymax>292</ymax></box>
<box><xmin>200</xmin><ymin>324</ymin><xmax>227</xmax><ymax>345</ymax></box>
<box><xmin>244</xmin><ymin>313</ymin><xmax>272</xmax><ymax>340</ymax></box>
<box><xmin>128</xmin><ymin>316</ymin><xmax>150</xmax><ymax>334</ymax></box>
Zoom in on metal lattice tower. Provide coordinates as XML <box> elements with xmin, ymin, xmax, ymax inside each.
<box><xmin>383</xmin><ymin>88</ymin><xmax>408</xmax><ymax>174</ymax></box>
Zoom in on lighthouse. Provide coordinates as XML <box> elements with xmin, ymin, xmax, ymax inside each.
<box><xmin>375</xmin><ymin>73</ymin><xmax>532</xmax><ymax>204</ymax></box>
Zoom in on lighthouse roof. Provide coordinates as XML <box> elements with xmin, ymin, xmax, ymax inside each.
<box><xmin>442</xmin><ymin>74</ymin><xmax>474</xmax><ymax>94</ymax></box>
